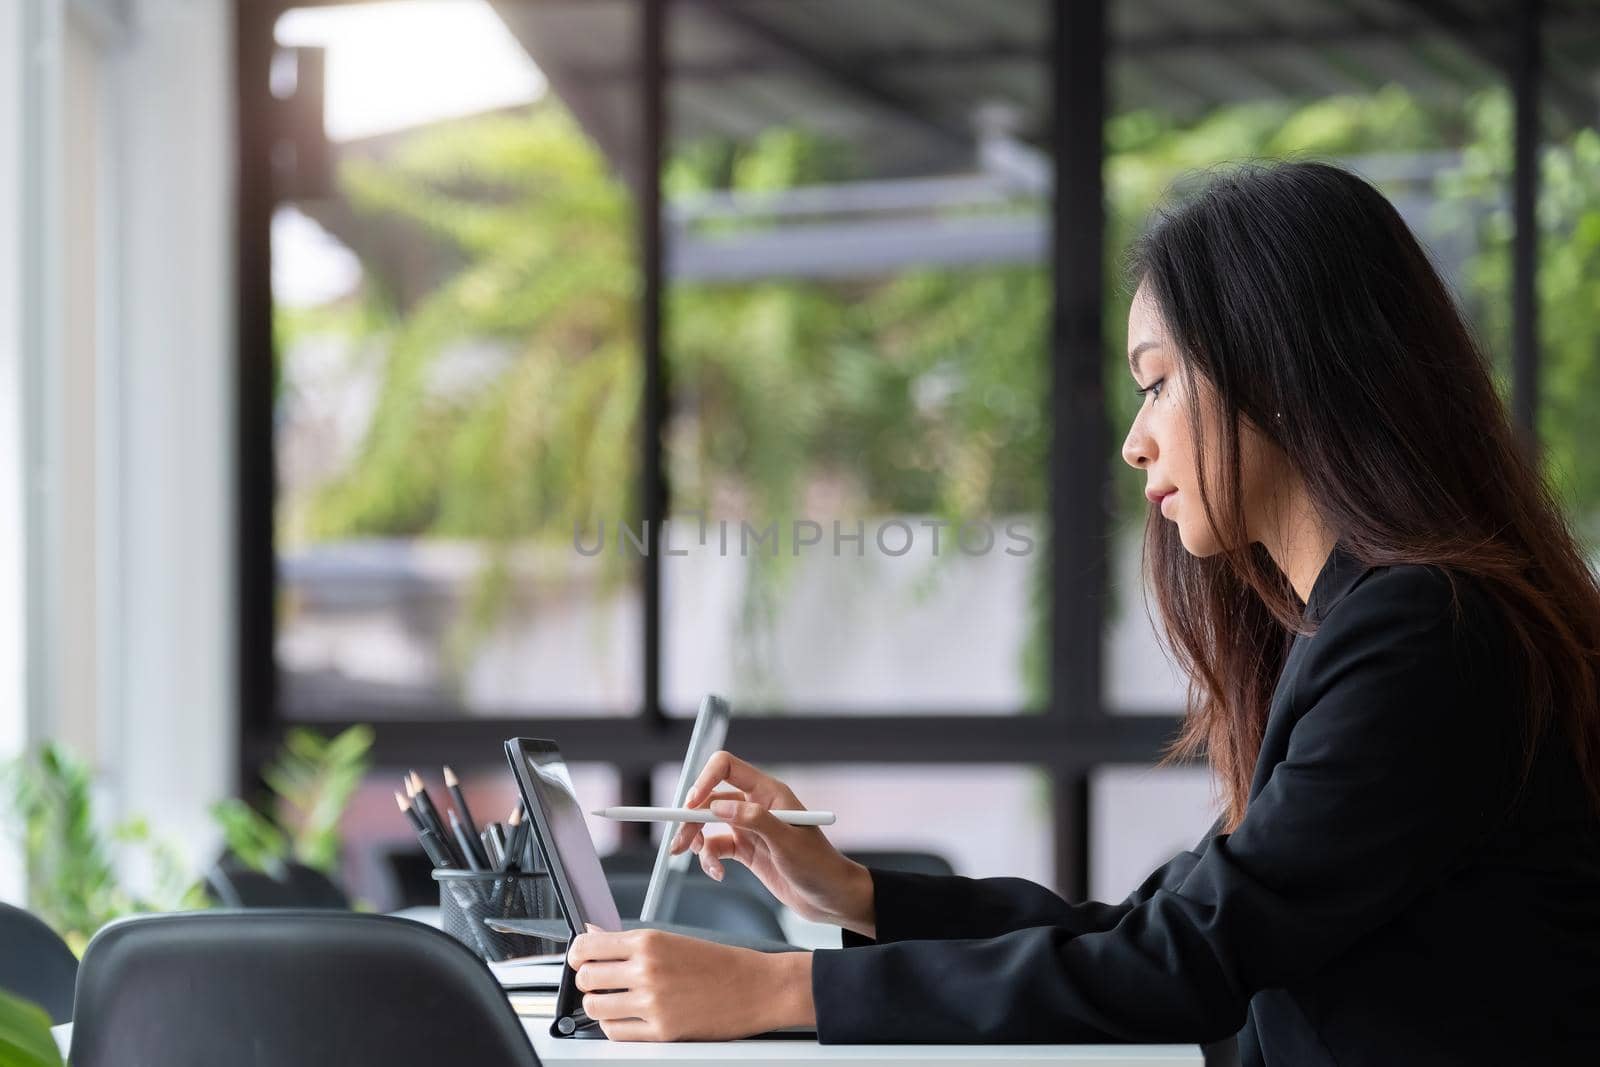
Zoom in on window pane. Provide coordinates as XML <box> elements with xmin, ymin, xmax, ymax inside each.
<box><xmin>1089</xmin><ymin>764</ymin><xmax>1215</xmax><ymax>904</ymax></box>
<box><xmin>338</xmin><ymin>762</ymin><xmax>620</xmax><ymax>910</ymax></box>
<box><xmin>271</xmin><ymin>1</ymin><xmax>642</xmax><ymax>719</ymax></box>
<box><xmin>1104</xmin><ymin>19</ymin><xmax>1514</xmax><ymax>713</ymax></box>
<box><xmin>662</xmin><ymin>0</ymin><xmax>1050</xmax><ymax>714</ymax></box>
<box><xmin>1532</xmin><ymin>40</ymin><xmax>1600</xmax><ymax>554</ymax></box>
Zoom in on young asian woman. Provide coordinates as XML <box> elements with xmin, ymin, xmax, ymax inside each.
<box><xmin>563</xmin><ymin>161</ymin><xmax>1600</xmax><ymax>1065</ymax></box>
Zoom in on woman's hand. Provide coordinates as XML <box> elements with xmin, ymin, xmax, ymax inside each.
<box><xmin>669</xmin><ymin>751</ymin><xmax>875</xmax><ymax>937</ymax></box>
<box><xmin>567</xmin><ymin>926</ymin><xmax>814</xmax><ymax>1041</ymax></box>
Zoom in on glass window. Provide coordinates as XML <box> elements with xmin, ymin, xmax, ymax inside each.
<box><xmin>662</xmin><ymin>0</ymin><xmax>1051</xmax><ymax>715</ymax></box>
<box><xmin>271</xmin><ymin>1</ymin><xmax>642</xmax><ymax>719</ymax></box>
<box><xmin>1528</xmin><ymin>59</ymin><xmax>1600</xmax><ymax>555</ymax></box>
<box><xmin>653</xmin><ymin>761</ymin><xmax>1054</xmax><ymax>888</ymax></box>
<box><xmin>1089</xmin><ymin>764</ymin><xmax>1215</xmax><ymax>904</ymax></box>
<box><xmin>1104</xmin><ymin>21</ymin><xmax>1514</xmax><ymax>713</ymax></box>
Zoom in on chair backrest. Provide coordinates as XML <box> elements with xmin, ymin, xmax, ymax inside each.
<box><xmin>607</xmin><ymin>872</ymin><xmax>786</xmax><ymax>941</ymax></box>
<box><xmin>70</xmin><ymin>910</ymin><xmax>540</xmax><ymax>1067</ymax></box>
<box><xmin>204</xmin><ymin>859</ymin><xmax>350</xmax><ymax>909</ymax></box>
<box><xmin>0</xmin><ymin>902</ymin><xmax>78</xmax><ymax>1024</ymax></box>
<box><xmin>844</xmin><ymin>849</ymin><xmax>956</xmax><ymax>877</ymax></box>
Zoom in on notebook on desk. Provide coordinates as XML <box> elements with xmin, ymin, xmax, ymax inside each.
<box><xmin>504</xmin><ymin>737</ymin><xmax>817</xmax><ymax>1041</ymax></box>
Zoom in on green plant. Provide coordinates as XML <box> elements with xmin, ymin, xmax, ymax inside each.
<box><xmin>281</xmin><ymin>86</ymin><xmax>1586</xmax><ymax>706</ymax></box>
<box><xmin>1</xmin><ymin>744</ymin><xmax>205</xmax><ymax>954</ymax></box>
<box><xmin>210</xmin><ymin>724</ymin><xmax>374</xmax><ymax>876</ymax></box>
<box><xmin>0</xmin><ymin>990</ymin><xmax>64</xmax><ymax>1067</ymax></box>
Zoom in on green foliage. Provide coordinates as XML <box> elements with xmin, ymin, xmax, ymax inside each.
<box><xmin>1436</xmin><ymin>94</ymin><xmax>1600</xmax><ymax>547</ymax></box>
<box><xmin>278</xmin><ymin>87</ymin><xmax>1600</xmax><ymax>705</ymax></box>
<box><xmin>1</xmin><ymin>744</ymin><xmax>205</xmax><ymax>955</ymax></box>
<box><xmin>0</xmin><ymin>990</ymin><xmax>64</xmax><ymax>1067</ymax></box>
<box><xmin>1</xmin><ymin>730</ymin><xmax>372</xmax><ymax>954</ymax></box>
<box><xmin>211</xmin><ymin>725</ymin><xmax>374</xmax><ymax>876</ymax></box>
<box><xmin>289</xmin><ymin>107</ymin><xmax>638</xmax><ymax>552</ymax></box>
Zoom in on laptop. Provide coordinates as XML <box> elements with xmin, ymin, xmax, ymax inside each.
<box><xmin>502</xmin><ymin>735</ymin><xmax>813</xmax><ymax>1040</ymax></box>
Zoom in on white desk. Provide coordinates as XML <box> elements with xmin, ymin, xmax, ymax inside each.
<box><xmin>54</xmin><ymin>1019</ymin><xmax>1202</xmax><ymax>1066</ymax></box>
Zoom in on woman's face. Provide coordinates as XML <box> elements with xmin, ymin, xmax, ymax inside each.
<box><xmin>1120</xmin><ymin>281</ymin><xmax>1284</xmax><ymax>557</ymax></box>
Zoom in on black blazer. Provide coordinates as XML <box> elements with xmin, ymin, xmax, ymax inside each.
<box><xmin>810</xmin><ymin>539</ymin><xmax>1600</xmax><ymax>1065</ymax></box>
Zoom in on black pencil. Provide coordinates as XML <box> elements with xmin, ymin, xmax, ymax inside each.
<box><xmin>449</xmin><ymin>809</ymin><xmax>485</xmax><ymax>872</ymax></box>
<box><xmin>417</xmin><ymin>825</ymin><xmax>457</xmax><ymax>870</ymax></box>
<box><xmin>504</xmin><ymin>803</ymin><xmax>529</xmax><ymax>873</ymax></box>
<box><xmin>443</xmin><ymin>765</ymin><xmax>490</xmax><ymax>869</ymax></box>
<box><xmin>408</xmin><ymin>771</ymin><xmax>463</xmax><ymax>867</ymax></box>
<box><xmin>398</xmin><ymin>791</ymin><xmax>455</xmax><ymax>869</ymax></box>
<box><xmin>394</xmin><ymin>791</ymin><xmax>426</xmax><ymax>834</ymax></box>
<box><xmin>485</xmin><ymin>822</ymin><xmax>508</xmax><ymax>869</ymax></box>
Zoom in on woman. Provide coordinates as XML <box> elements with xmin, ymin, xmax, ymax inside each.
<box><xmin>565</xmin><ymin>162</ymin><xmax>1600</xmax><ymax>1063</ymax></box>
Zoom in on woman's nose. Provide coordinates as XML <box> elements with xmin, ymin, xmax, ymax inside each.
<box><xmin>1122</xmin><ymin>423</ymin><xmax>1153</xmax><ymax>470</ymax></box>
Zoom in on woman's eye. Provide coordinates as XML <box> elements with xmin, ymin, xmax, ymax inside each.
<box><xmin>1134</xmin><ymin>377</ymin><xmax>1164</xmax><ymax>402</ymax></box>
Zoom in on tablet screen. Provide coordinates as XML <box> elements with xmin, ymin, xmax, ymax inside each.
<box><xmin>640</xmin><ymin>694</ymin><xmax>730</xmax><ymax>922</ymax></box>
<box><xmin>504</xmin><ymin>738</ymin><xmax>622</xmax><ymax>934</ymax></box>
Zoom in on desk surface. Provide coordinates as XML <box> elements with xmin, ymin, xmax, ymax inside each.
<box><xmin>54</xmin><ymin>1020</ymin><xmax>1202</xmax><ymax>1066</ymax></box>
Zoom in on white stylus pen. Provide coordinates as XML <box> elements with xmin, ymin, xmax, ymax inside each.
<box><xmin>591</xmin><ymin>805</ymin><xmax>836</xmax><ymax>827</ymax></box>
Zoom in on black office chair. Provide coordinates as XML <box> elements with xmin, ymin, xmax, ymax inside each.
<box><xmin>204</xmin><ymin>858</ymin><xmax>350</xmax><ymax>909</ymax></box>
<box><xmin>607</xmin><ymin>872</ymin><xmax>788</xmax><ymax>942</ymax></box>
<box><xmin>0</xmin><ymin>902</ymin><xmax>78</xmax><ymax>1024</ymax></box>
<box><xmin>70</xmin><ymin>910</ymin><xmax>540</xmax><ymax>1067</ymax></box>
<box><xmin>844</xmin><ymin>849</ymin><xmax>956</xmax><ymax>877</ymax></box>
<box><xmin>1203</xmin><ymin>1034</ymin><xmax>1242</xmax><ymax>1067</ymax></box>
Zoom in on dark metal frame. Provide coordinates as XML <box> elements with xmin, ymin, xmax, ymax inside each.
<box><xmin>233</xmin><ymin>0</ymin><xmax>1553</xmax><ymax>898</ymax></box>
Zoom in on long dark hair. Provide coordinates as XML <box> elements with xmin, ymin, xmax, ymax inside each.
<box><xmin>1131</xmin><ymin>160</ymin><xmax>1600</xmax><ymax>832</ymax></box>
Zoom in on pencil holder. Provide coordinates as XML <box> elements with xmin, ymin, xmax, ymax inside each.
<box><xmin>433</xmin><ymin>868</ymin><xmax>562</xmax><ymax>961</ymax></box>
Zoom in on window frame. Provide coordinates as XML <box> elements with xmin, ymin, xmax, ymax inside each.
<box><xmin>233</xmin><ymin>0</ymin><xmax>1550</xmax><ymax>898</ymax></box>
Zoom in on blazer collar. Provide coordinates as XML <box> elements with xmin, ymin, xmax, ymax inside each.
<box><xmin>1304</xmin><ymin>537</ymin><xmax>1369</xmax><ymax>624</ymax></box>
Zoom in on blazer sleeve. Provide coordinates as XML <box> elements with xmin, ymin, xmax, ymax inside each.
<box><xmin>838</xmin><ymin>815</ymin><xmax>1225</xmax><ymax>949</ymax></box>
<box><xmin>811</xmin><ymin>567</ymin><xmax>1517</xmax><ymax>1043</ymax></box>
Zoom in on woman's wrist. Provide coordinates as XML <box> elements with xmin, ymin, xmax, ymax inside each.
<box><xmin>833</xmin><ymin>858</ymin><xmax>876</xmax><ymax>939</ymax></box>
<box><xmin>762</xmin><ymin>951</ymin><xmax>816</xmax><ymax>1031</ymax></box>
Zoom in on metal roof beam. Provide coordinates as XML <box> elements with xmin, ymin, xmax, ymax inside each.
<box><xmin>1389</xmin><ymin>0</ymin><xmax>1594</xmax><ymax>128</ymax></box>
<box><xmin>674</xmin><ymin>0</ymin><xmax>976</xmax><ymax>161</ymax></box>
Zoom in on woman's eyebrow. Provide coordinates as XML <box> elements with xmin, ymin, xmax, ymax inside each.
<box><xmin>1129</xmin><ymin>340</ymin><xmax>1160</xmax><ymax>376</ymax></box>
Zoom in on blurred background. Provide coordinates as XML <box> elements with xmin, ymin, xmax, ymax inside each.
<box><xmin>2</xmin><ymin>0</ymin><xmax>1598</xmax><ymax>938</ymax></box>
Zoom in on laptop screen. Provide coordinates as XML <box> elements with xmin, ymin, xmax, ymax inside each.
<box><xmin>504</xmin><ymin>738</ymin><xmax>622</xmax><ymax>934</ymax></box>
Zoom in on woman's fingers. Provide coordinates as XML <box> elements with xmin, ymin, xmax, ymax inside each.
<box><xmin>582</xmin><ymin>990</ymin><xmax>641</xmax><ymax>1023</ymax></box>
<box><xmin>597</xmin><ymin>1017</ymin><xmax>656</xmax><ymax>1041</ymax></box>
<box><xmin>707</xmin><ymin>797</ymin><xmax>790</xmax><ymax>839</ymax></box>
<box><xmin>573</xmin><ymin>960</ymin><xmax>633</xmax><ymax>993</ymax></box>
<box><xmin>681</xmin><ymin>751</ymin><xmax>782</xmax><ymax>810</ymax></box>
<box><xmin>674</xmin><ymin>826</ymin><xmax>705</xmax><ymax>856</ymax></box>
<box><xmin>669</xmin><ymin>790</ymin><xmax>745</xmax><ymax>854</ymax></box>
<box><xmin>567</xmin><ymin>927</ymin><xmax>634</xmax><ymax>967</ymax></box>
<box><xmin>698</xmin><ymin>835</ymin><xmax>735</xmax><ymax>881</ymax></box>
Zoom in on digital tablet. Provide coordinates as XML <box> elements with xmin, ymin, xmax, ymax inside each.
<box><xmin>503</xmin><ymin>738</ymin><xmax>621</xmax><ymax>937</ymax></box>
<box><xmin>504</xmin><ymin>736</ymin><xmax>814</xmax><ymax>1041</ymax></box>
<box><xmin>639</xmin><ymin>693</ymin><xmax>731</xmax><ymax>923</ymax></box>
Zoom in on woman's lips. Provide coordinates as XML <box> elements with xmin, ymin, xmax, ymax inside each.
<box><xmin>1159</xmin><ymin>490</ymin><xmax>1178</xmax><ymax>517</ymax></box>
